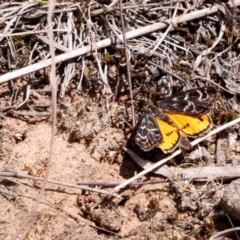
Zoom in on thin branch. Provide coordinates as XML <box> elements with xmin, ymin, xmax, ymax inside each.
<box><xmin>148</xmin><ymin>60</ymin><xmax>186</xmax><ymax>83</ymax></box>
<box><xmin>0</xmin><ymin>187</ymin><xmax>18</xmax><ymax>198</ymax></box>
<box><xmin>0</xmin><ymin>29</ymin><xmax>68</xmax><ymax>38</ymax></box>
<box><xmin>0</xmin><ymin>171</ymin><xmax>123</xmax><ymax>196</ymax></box>
<box><xmin>118</xmin><ymin>0</ymin><xmax>135</xmax><ymax>127</ymax></box>
<box><xmin>116</xmin><ymin>116</ymin><xmax>240</xmax><ymax>192</ymax></box>
<box><xmin>10</xmin><ymin>1</ymin><xmax>57</xmax><ymax>239</ymax></box>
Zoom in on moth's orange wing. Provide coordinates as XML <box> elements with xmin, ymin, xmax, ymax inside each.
<box><xmin>165</xmin><ymin>112</ymin><xmax>212</xmax><ymax>137</ymax></box>
<box><xmin>154</xmin><ymin>116</ymin><xmax>181</xmax><ymax>153</ymax></box>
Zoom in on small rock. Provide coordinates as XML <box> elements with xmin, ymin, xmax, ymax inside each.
<box><xmin>221</xmin><ymin>179</ymin><xmax>240</xmax><ymax>220</ymax></box>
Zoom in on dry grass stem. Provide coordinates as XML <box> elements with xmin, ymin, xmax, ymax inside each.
<box><xmin>123</xmin><ymin>117</ymin><xmax>240</xmax><ymax>190</ymax></box>
<box><xmin>0</xmin><ymin>171</ymin><xmax>121</xmax><ymax>197</ymax></box>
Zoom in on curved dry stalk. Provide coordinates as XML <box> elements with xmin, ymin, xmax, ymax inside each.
<box><xmin>0</xmin><ymin>171</ymin><xmax>121</xmax><ymax>197</ymax></box>
<box><xmin>118</xmin><ymin>0</ymin><xmax>135</xmax><ymax>126</ymax></box>
<box><xmin>148</xmin><ymin>60</ymin><xmax>186</xmax><ymax>83</ymax></box>
<box><xmin>0</xmin><ymin>171</ymin><xmax>164</xmax><ymax>188</ymax></box>
<box><xmin>193</xmin><ymin>21</ymin><xmax>226</xmax><ymax>70</ymax></box>
<box><xmin>206</xmin><ymin>38</ymin><xmax>239</xmax><ymax>79</ymax></box>
<box><xmin>10</xmin><ymin>1</ymin><xmax>58</xmax><ymax>239</ymax></box>
<box><xmin>209</xmin><ymin>227</ymin><xmax>240</xmax><ymax>240</ymax></box>
<box><xmin>149</xmin><ymin>1</ymin><xmax>179</xmax><ymax>56</ymax></box>
<box><xmin>192</xmin><ymin>76</ymin><xmax>235</xmax><ymax>94</ymax></box>
<box><xmin>0</xmin><ymin>187</ymin><xmax>18</xmax><ymax>198</ymax></box>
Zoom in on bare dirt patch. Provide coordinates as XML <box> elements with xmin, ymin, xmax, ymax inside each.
<box><xmin>0</xmin><ymin>109</ymin><xmax>234</xmax><ymax>239</ymax></box>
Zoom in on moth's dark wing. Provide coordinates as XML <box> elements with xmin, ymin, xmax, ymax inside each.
<box><xmin>160</xmin><ymin>87</ymin><xmax>218</xmax><ymax>115</ymax></box>
<box><xmin>147</xmin><ymin>104</ymin><xmax>165</xmax><ymax>117</ymax></box>
<box><xmin>135</xmin><ymin>113</ymin><xmax>161</xmax><ymax>151</ymax></box>
<box><xmin>147</xmin><ymin>104</ymin><xmax>178</xmax><ymax>126</ymax></box>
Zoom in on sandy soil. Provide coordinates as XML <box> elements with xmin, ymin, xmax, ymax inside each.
<box><xmin>0</xmin><ymin>107</ymin><xmax>232</xmax><ymax>239</ymax></box>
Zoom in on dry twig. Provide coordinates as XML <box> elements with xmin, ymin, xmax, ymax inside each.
<box><xmin>120</xmin><ymin>117</ymin><xmax>240</xmax><ymax>191</ymax></box>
